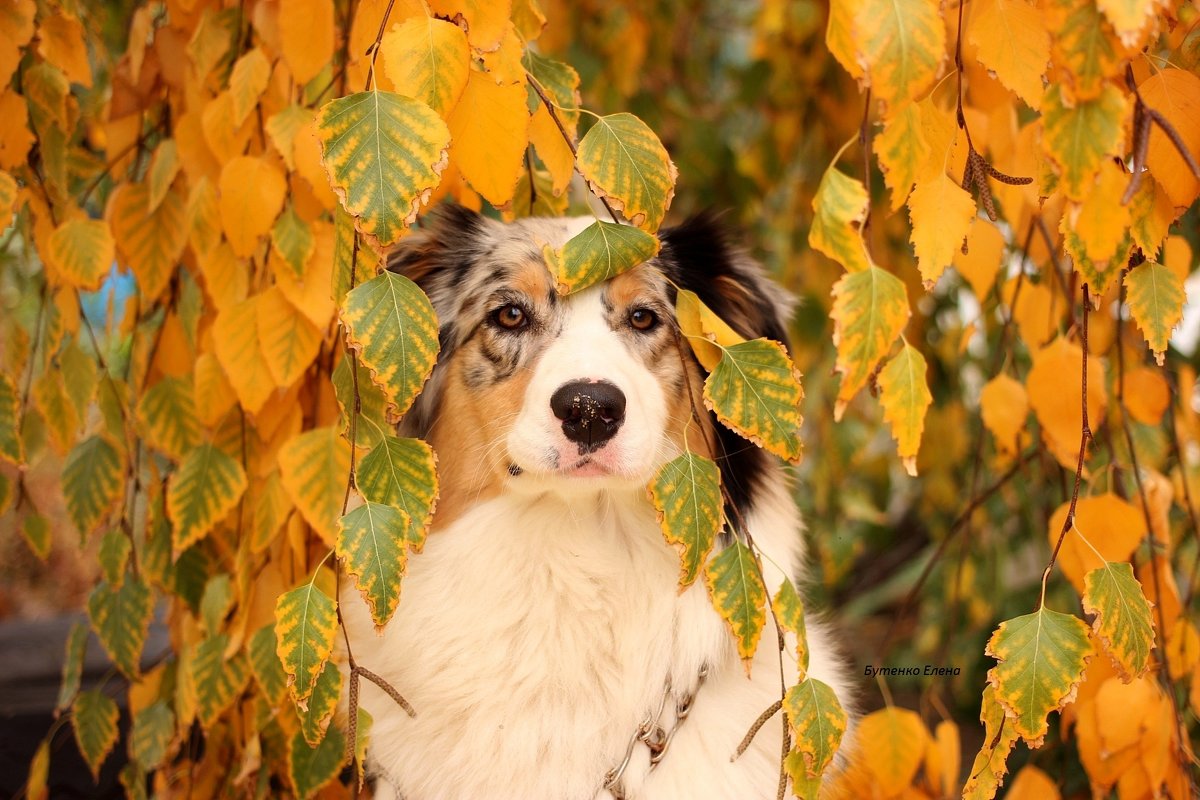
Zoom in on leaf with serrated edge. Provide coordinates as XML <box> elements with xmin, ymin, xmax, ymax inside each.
<box><xmin>854</xmin><ymin>0</ymin><xmax>946</xmax><ymax>108</ymax></box>
<box><xmin>278</xmin><ymin>426</ymin><xmax>351</xmax><ymax>547</ymax></box>
<box><xmin>908</xmin><ymin>172</ymin><xmax>976</xmax><ymax>288</ymax></box>
<box><xmin>192</xmin><ymin>634</ymin><xmax>250</xmax><ymax>728</ymax></box>
<box><xmin>63</xmin><ymin>435</ymin><xmax>124</xmax><ymax>540</ymax></box>
<box><xmin>258</xmin><ymin>286</ymin><xmax>322</xmax><ymax>388</ymax></box>
<box><xmin>809</xmin><ymin>165</ymin><xmax>871</xmax><ymax>272</ymax></box>
<box><xmin>1041</xmin><ymin>84</ymin><xmax>1127</xmax><ymax>202</ymax></box>
<box><xmin>289</xmin><ymin>726</ymin><xmax>346</xmax><ymax>800</ymax></box>
<box><xmin>272</xmin><ymin>205</ymin><xmax>316</xmax><ymax>279</ymax></box>
<box><xmin>249</xmin><ymin>623</ymin><xmax>288</xmax><ymax>704</ymax></box>
<box><xmin>73</xmin><ymin>689</ymin><xmax>119</xmax><ymax>780</ymax></box>
<box><xmin>649</xmin><ymin>452</ymin><xmax>722</xmax><ymax>587</ymax></box>
<box><xmin>704</xmin><ymin>540</ymin><xmax>766</xmax><ymax>668</ymax></box>
<box><xmin>380</xmin><ymin>16</ymin><xmax>470</xmax><ymax>117</ymax></box>
<box><xmin>877</xmin><ymin>344</ymin><xmax>932</xmax><ymax>476</ymax></box>
<box><xmin>968</xmin><ymin>0</ymin><xmax>1050</xmax><ymax>108</ymax></box>
<box><xmin>316</xmin><ymin>90</ymin><xmax>450</xmax><ymax>248</ymax></box>
<box><xmin>57</xmin><ymin>621</ymin><xmax>88</xmax><ymax>712</ymax></box>
<box><xmin>675</xmin><ymin>289</ymin><xmax>745</xmax><ymax>372</ymax></box>
<box><xmin>962</xmin><ymin>684</ymin><xmax>1020</xmax><ymax>799</ymax></box>
<box><xmin>341</xmin><ymin>272</ymin><xmax>440</xmax><ymax>419</ymax></box>
<box><xmin>0</xmin><ymin>372</ymin><xmax>23</xmax><ymax>465</ymax></box>
<box><xmin>131</xmin><ymin>700</ymin><xmax>174</xmax><ymax>771</ymax></box>
<box><xmin>299</xmin><ymin>658</ymin><xmax>342</xmax><ymax>746</ymax></box>
<box><xmin>337</xmin><ymin>500</ymin><xmax>409</xmax><ymax>630</ymax></box>
<box><xmin>704</xmin><ymin>339</ymin><xmax>804</xmax><ymax>463</ymax></box>
<box><xmin>87</xmin><ymin>577</ymin><xmax>152</xmax><ymax>679</ymax></box>
<box><xmin>167</xmin><ymin>443</ymin><xmax>248</xmax><ymax>556</ymax></box>
<box><xmin>773</xmin><ymin>579</ymin><xmax>809</xmax><ymax>675</ymax></box>
<box><xmin>985</xmin><ymin>607</ymin><xmax>1093</xmax><ymax>746</ymax></box>
<box><xmin>830</xmin><ymin>266</ymin><xmax>909</xmax><ymax>419</ymax></box>
<box><xmin>1082</xmin><ymin>562</ymin><xmax>1156</xmax><ymax>681</ymax></box>
<box><xmin>137</xmin><ymin>375</ymin><xmax>202</xmax><ymax>461</ymax></box>
<box><xmin>334</xmin><ymin>354</ymin><xmax>392</xmax><ymax>449</ymax></box>
<box><xmin>545</xmin><ymin>221</ymin><xmax>660</xmax><ymax>295</ymax></box>
<box><xmin>357</xmin><ymin>435</ymin><xmax>438</xmax><ymax>552</ymax></box>
<box><xmin>107</xmin><ymin>180</ymin><xmax>187</xmax><ymax>300</ymax></box>
<box><xmin>576</xmin><ymin>113</ymin><xmax>677</xmax><ymax>231</ymax></box>
<box><xmin>783</xmin><ymin>677</ymin><xmax>846</xmax><ymax>781</ymax></box>
<box><xmin>275</xmin><ymin>578</ymin><xmax>338</xmax><ymax>705</ymax></box>
<box><xmin>48</xmin><ymin>218</ymin><xmax>115</xmax><ymax>291</ymax></box>
<box><xmin>1124</xmin><ymin>260</ymin><xmax>1184</xmax><ymax>366</ymax></box>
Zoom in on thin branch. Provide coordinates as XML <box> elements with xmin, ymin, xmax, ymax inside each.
<box><xmin>858</xmin><ymin>88</ymin><xmax>873</xmax><ymax>257</ymax></box>
<box><xmin>733</xmin><ymin>698</ymin><xmax>782</xmax><ymax>759</ymax></box>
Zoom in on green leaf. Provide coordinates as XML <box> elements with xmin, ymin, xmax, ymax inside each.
<box><xmin>87</xmin><ymin>576</ymin><xmax>153</xmax><ymax>679</ymax></box>
<box><xmin>271</xmin><ymin>205</ymin><xmax>315</xmax><ymax>279</ymax></box>
<box><xmin>1082</xmin><ymin>562</ymin><xmax>1156</xmax><ymax>682</ymax></box>
<box><xmin>985</xmin><ymin>607</ymin><xmax>1093</xmax><ymax>746</ymax></box>
<box><xmin>73</xmin><ymin>689</ymin><xmax>119</xmax><ymax>781</ymax></box>
<box><xmin>137</xmin><ymin>375</ymin><xmax>202</xmax><ymax>461</ymax></box>
<box><xmin>523</xmin><ymin>50</ymin><xmax>580</xmax><ymax>117</ymax></box>
<box><xmin>0</xmin><ymin>372</ymin><xmax>21</xmax><ymax>465</ymax></box>
<box><xmin>773</xmin><ymin>579</ymin><xmax>809</xmax><ymax>675</ymax></box>
<box><xmin>299</xmin><ymin>659</ymin><xmax>342</xmax><ymax>746</ymax></box>
<box><xmin>131</xmin><ymin>700</ymin><xmax>175</xmax><ymax>771</ymax></box>
<box><xmin>877</xmin><ymin>344</ymin><xmax>932</xmax><ymax>477</ymax></box>
<box><xmin>783</xmin><ymin>677</ymin><xmax>846</xmax><ymax>785</ymax></box>
<box><xmin>648</xmin><ymin>452</ymin><xmax>722</xmax><ymax>587</ymax></box>
<box><xmin>22</xmin><ymin>513</ymin><xmax>51</xmax><ymax>560</ymax></box>
<box><xmin>200</xmin><ymin>574</ymin><xmax>233</xmax><ymax>635</ymax></box>
<box><xmin>356</xmin><ymin>435</ymin><xmax>438</xmax><ymax>552</ymax></box>
<box><xmin>576</xmin><ymin>113</ymin><xmax>677</xmax><ymax>232</ymax></box>
<box><xmin>544</xmin><ymin>221</ymin><xmax>661</xmax><ymax>295</ymax></box>
<box><xmin>289</xmin><ymin>726</ymin><xmax>346</xmax><ymax>800</ymax></box>
<box><xmin>341</xmin><ymin>272</ymin><xmax>440</xmax><ymax>419</ymax></box>
<box><xmin>249</xmin><ymin>623</ymin><xmax>289</xmax><ymax>704</ymax></box>
<box><xmin>193</xmin><ymin>633</ymin><xmax>251</xmax><ymax>728</ymax></box>
<box><xmin>337</xmin><ymin>499</ymin><xmax>410</xmax><ymax>630</ymax></box>
<box><xmin>1041</xmin><ymin>83</ymin><xmax>1127</xmax><ymax>201</ymax></box>
<box><xmin>167</xmin><ymin>443</ymin><xmax>248</xmax><ymax>556</ymax></box>
<box><xmin>97</xmin><ymin>529</ymin><xmax>131</xmax><ymax>586</ymax></box>
<box><xmin>331</xmin><ymin>205</ymin><xmax>357</xmax><ymax>305</ymax></box>
<box><xmin>57</xmin><ymin>620</ymin><xmax>89</xmax><ymax>712</ymax></box>
<box><xmin>63</xmin><ymin>434</ymin><xmax>124</xmax><ymax>540</ymax></box>
<box><xmin>315</xmin><ymin>90</ymin><xmax>451</xmax><ymax>248</ymax></box>
<box><xmin>1124</xmin><ymin>259</ymin><xmax>1185</xmax><ymax>366</ymax></box>
<box><xmin>275</xmin><ymin>578</ymin><xmax>339</xmax><ymax>705</ymax></box>
<box><xmin>809</xmin><ymin>166</ymin><xmax>871</xmax><ymax>272</ymax></box>
<box><xmin>354</xmin><ymin>707</ymin><xmax>373</xmax><ymax>787</ymax></box>
<box><xmin>333</xmin><ymin>354</ymin><xmax>391</xmax><ymax>449</ymax></box>
<box><xmin>962</xmin><ymin>685</ymin><xmax>1019</xmax><ymax>800</ymax></box>
<box><xmin>704</xmin><ymin>339</ymin><xmax>805</xmax><ymax>463</ymax></box>
<box><xmin>829</xmin><ymin>266</ymin><xmax>910</xmax><ymax>418</ymax></box>
<box><xmin>60</xmin><ymin>339</ymin><xmax>99</xmax><ymax>417</ymax></box>
<box><xmin>704</xmin><ymin>540</ymin><xmax>767</xmax><ymax>666</ymax></box>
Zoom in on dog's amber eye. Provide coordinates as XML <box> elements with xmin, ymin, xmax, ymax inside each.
<box><xmin>494</xmin><ymin>304</ymin><xmax>528</xmax><ymax>330</ymax></box>
<box><xmin>629</xmin><ymin>308</ymin><xmax>658</xmax><ymax>331</ymax></box>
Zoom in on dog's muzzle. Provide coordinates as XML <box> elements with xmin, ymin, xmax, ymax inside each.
<box><xmin>550</xmin><ymin>380</ymin><xmax>626</xmax><ymax>453</ymax></box>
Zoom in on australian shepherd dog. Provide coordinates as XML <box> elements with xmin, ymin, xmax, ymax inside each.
<box><xmin>341</xmin><ymin>207</ymin><xmax>853</xmax><ymax>799</ymax></box>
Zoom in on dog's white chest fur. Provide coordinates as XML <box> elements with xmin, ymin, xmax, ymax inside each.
<box><xmin>342</xmin><ymin>480</ymin><xmax>849</xmax><ymax>800</ymax></box>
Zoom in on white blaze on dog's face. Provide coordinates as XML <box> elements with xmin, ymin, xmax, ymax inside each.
<box><xmin>392</xmin><ymin>207</ymin><xmax>792</xmax><ymax>522</ymax></box>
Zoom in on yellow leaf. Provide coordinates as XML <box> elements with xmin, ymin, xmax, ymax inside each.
<box><xmin>1069</xmin><ymin>160</ymin><xmax>1130</xmax><ymax>265</ymax></box>
<box><xmin>278</xmin><ymin>426</ymin><xmax>351</xmax><ymax>547</ymax></box>
<box><xmin>229</xmin><ymin>48</ymin><xmax>271</xmax><ymax>127</ymax></box>
<box><xmin>279</xmin><ymin>0</ymin><xmax>334</xmax><ymax>85</ymax></box>
<box><xmin>676</xmin><ymin>288</ymin><xmax>746</xmax><ymax>372</ymax></box>
<box><xmin>528</xmin><ymin>105</ymin><xmax>575</xmax><ymax>197</ymax></box>
<box><xmin>187</xmin><ymin>176</ymin><xmax>222</xmax><ymax>258</ymax></box>
<box><xmin>1139</xmin><ymin>68</ymin><xmax>1200</xmax><ymax>209</ymax></box>
<box><xmin>277</xmin><ymin>221</ymin><xmax>336</xmax><ymax>329</ymax></box>
<box><xmin>1041</xmin><ymin>83</ymin><xmax>1127</xmax><ymax>201</ymax></box>
<box><xmin>146</xmin><ymin>139</ymin><xmax>181</xmax><ymax>216</ymax></box>
<box><xmin>428</xmin><ymin>0</ymin><xmax>511</xmax><ymax>50</ymax></box>
<box><xmin>48</xmin><ymin>218</ymin><xmax>115</xmax><ymax>291</ymax></box>
<box><xmin>213</xmin><ymin>296</ymin><xmax>275</xmax><ymax>414</ymax></box>
<box><xmin>108</xmin><ymin>181</ymin><xmax>188</xmax><ymax>300</ymax></box>
<box><xmin>925</xmin><ymin>720</ymin><xmax>960</xmax><ymax>799</ymax></box>
<box><xmin>1096</xmin><ymin>0</ymin><xmax>1160</xmax><ymax>47</ymax></box>
<box><xmin>576</xmin><ymin>113</ymin><xmax>677</xmax><ymax>232</ymax></box>
<box><xmin>38</xmin><ymin>11</ymin><xmax>91</xmax><ymax>87</ymax></box>
<box><xmin>1006</xmin><ymin>765</ymin><xmax>1062</xmax><ymax>800</ymax></box>
<box><xmin>1026</xmin><ymin>337</ymin><xmax>1106</xmax><ymax>469</ymax></box>
<box><xmin>446</xmin><ymin>70</ymin><xmax>530</xmax><ymax>208</ymax></box>
<box><xmin>1127</xmin><ymin>174</ymin><xmax>1175</xmax><ymax>258</ymax></box>
<box><xmin>908</xmin><ymin>171</ymin><xmax>977</xmax><ymax>288</ymax></box>
<box><xmin>826</xmin><ymin>0</ymin><xmax>864</xmax><ymax>80</ymax></box>
<box><xmin>196</xmin><ymin>241</ymin><xmax>249</xmax><ymax>313</ymax></box>
<box><xmin>257</xmin><ymin>286</ymin><xmax>323</xmax><ymax>388</ymax></box>
<box><xmin>877</xmin><ymin>344</ymin><xmax>932</xmax><ymax>476</ymax></box>
<box><xmin>953</xmin><ymin>220</ymin><xmax>1005</xmax><ymax>298</ymax></box>
<box><xmin>380</xmin><ymin>17</ymin><xmax>471</xmax><ymax>118</ymax></box>
<box><xmin>1048</xmin><ymin>493</ymin><xmax>1145</xmax><ymax>594</ymax></box>
<box><xmin>266</xmin><ymin>105</ymin><xmax>314</xmax><ymax>173</ymax></box>
<box><xmin>0</xmin><ymin>0</ymin><xmax>35</xmax><ymax>88</ymax></box>
<box><xmin>201</xmin><ymin>91</ymin><xmax>254</xmax><ymax>164</ymax></box>
<box><xmin>0</xmin><ymin>92</ymin><xmax>34</xmax><ymax>170</ymax></box>
<box><xmin>809</xmin><ymin>165</ymin><xmax>871</xmax><ymax>272</ymax></box>
<box><xmin>874</xmin><ymin>103</ymin><xmax>927</xmax><ymax>210</ymax></box>
<box><xmin>1125</xmin><ymin>259</ymin><xmax>1185</xmax><ymax>366</ymax></box>
<box><xmin>1123</xmin><ymin>367</ymin><xmax>1169</xmax><ymax>425</ymax></box>
<box><xmin>1166</xmin><ymin>619</ymin><xmax>1200</xmax><ymax>680</ymax></box>
<box><xmin>0</xmin><ymin>170</ymin><xmax>16</xmax><ymax>215</ymax></box>
<box><xmin>1047</xmin><ymin>0</ymin><xmax>1126</xmax><ymax>101</ymax></box>
<box><xmin>855</xmin><ymin>707</ymin><xmax>929</xmax><ymax>794</ymax></box>
<box><xmin>194</xmin><ymin>352</ymin><xmax>237</xmax><ymax>427</ymax></box>
<box><xmin>830</xmin><ymin>266</ymin><xmax>910</xmax><ymax>418</ymax></box>
<box><xmin>219</xmin><ymin>156</ymin><xmax>287</xmax><ymax>258</ymax></box>
<box><xmin>968</xmin><ymin>0</ymin><xmax>1050</xmax><ymax>109</ymax></box>
<box><xmin>854</xmin><ymin>0</ymin><xmax>945</xmax><ymax>110</ymax></box>
<box><xmin>962</xmin><ymin>685</ymin><xmax>1019</xmax><ymax>799</ymax></box>
<box><xmin>980</xmin><ymin>373</ymin><xmax>1028</xmax><ymax>454</ymax></box>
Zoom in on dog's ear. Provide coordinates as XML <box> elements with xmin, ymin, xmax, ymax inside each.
<box><xmin>658</xmin><ymin>212</ymin><xmax>794</xmax><ymax>351</ymax></box>
<box><xmin>387</xmin><ymin>204</ymin><xmax>492</xmax><ymax>316</ymax></box>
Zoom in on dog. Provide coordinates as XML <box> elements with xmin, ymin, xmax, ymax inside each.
<box><xmin>340</xmin><ymin>207</ymin><xmax>853</xmax><ymax>799</ymax></box>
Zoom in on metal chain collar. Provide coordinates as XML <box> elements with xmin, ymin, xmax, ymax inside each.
<box><xmin>600</xmin><ymin>664</ymin><xmax>710</xmax><ymax>800</ymax></box>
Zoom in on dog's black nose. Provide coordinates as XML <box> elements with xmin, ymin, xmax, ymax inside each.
<box><xmin>550</xmin><ymin>381</ymin><xmax>626</xmax><ymax>451</ymax></box>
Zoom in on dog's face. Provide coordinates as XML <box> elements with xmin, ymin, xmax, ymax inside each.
<box><xmin>391</xmin><ymin>208</ymin><xmax>791</xmax><ymax>517</ymax></box>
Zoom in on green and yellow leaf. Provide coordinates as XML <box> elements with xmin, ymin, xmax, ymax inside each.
<box><xmin>962</xmin><ymin>685</ymin><xmax>1020</xmax><ymax>800</ymax></box>
<box><xmin>63</xmin><ymin>435</ymin><xmax>124</xmax><ymax>539</ymax></box>
<box><xmin>854</xmin><ymin>0</ymin><xmax>945</xmax><ymax>109</ymax></box>
<box><xmin>289</xmin><ymin>726</ymin><xmax>346</xmax><ymax>800</ymax></box>
<box><xmin>704</xmin><ymin>540</ymin><xmax>767</xmax><ymax>668</ymax></box>
<box><xmin>877</xmin><ymin>344</ymin><xmax>932</xmax><ymax>476</ymax></box>
<box><xmin>272</xmin><ymin>205</ymin><xmax>316</xmax><ymax>280</ymax></box>
<box><xmin>108</xmin><ymin>180</ymin><xmax>188</xmax><ymax>300</ymax></box>
<box><xmin>380</xmin><ymin>16</ymin><xmax>470</xmax><ymax>118</ymax></box>
<box><xmin>22</xmin><ymin>514</ymin><xmax>51</xmax><ymax>561</ymax></box>
<box><xmin>138</xmin><ymin>375</ymin><xmax>202</xmax><ymax>461</ymax></box>
<box><xmin>192</xmin><ymin>633</ymin><xmax>251</xmax><ymax>728</ymax></box>
<box><xmin>0</xmin><ymin>372</ymin><xmax>22</xmax><ymax>465</ymax></box>
<box><xmin>1124</xmin><ymin>259</ymin><xmax>1185</xmax><ymax>366</ymax></box>
<box><xmin>1041</xmin><ymin>84</ymin><xmax>1127</xmax><ymax>201</ymax></box>
<box><xmin>73</xmin><ymin>689</ymin><xmax>119</xmax><ymax>781</ymax></box>
<box><xmin>48</xmin><ymin>218</ymin><xmax>115</xmax><ymax>291</ymax></box>
<box><xmin>337</xmin><ymin>499</ymin><xmax>410</xmax><ymax>631</ymax></box>
<box><xmin>167</xmin><ymin>443</ymin><xmax>248</xmax><ymax>556</ymax></box>
<box><xmin>809</xmin><ymin>167</ymin><xmax>871</xmax><ymax>273</ymax></box>
<box><xmin>649</xmin><ymin>452</ymin><xmax>723</xmax><ymax>587</ymax></box>
<box><xmin>356</xmin><ymin>435</ymin><xmax>438</xmax><ymax>552</ymax></box>
<box><xmin>258</xmin><ymin>286</ymin><xmax>322</xmax><ymax>388</ymax></box>
<box><xmin>275</xmin><ymin>577</ymin><xmax>339</xmax><ymax>705</ymax></box>
<box><xmin>545</xmin><ymin>221</ymin><xmax>660</xmax><ymax>295</ymax></box>
<box><xmin>676</xmin><ymin>288</ymin><xmax>746</xmax><ymax>372</ymax></box>
<box><xmin>773</xmin><ymin>579</ymin><xmax>810</xmax><ymax>675</ymax></box>
<box><xmin>57</xmin><ymin>620</ymin><xmax>89</xmax><ymax>712</ymax></box>
<box><xmin>576</xmin><ymin>113</ymin><xmax>677</xmax><ymax>232</ymax></box>
<box><xmin>704</xmin><ymin>339</ymin><xmax>805</xmax><ymax>463</ymax></box>
<box><xmin>299</xmin><ymin>658</ymin><xmax>342</xmax><ymax>746</ymax></box>
<box><xmin>783</xmin><ymin>677</ymin><xmax>847</xmax><ymax>783</ymax></box>
<box><xmin>1082</xmin><ymin>562</ymin><xmax>1156</xmax><ymax>682</ymax></box>
<box><xmin>131</xmin><ymin>700</ymin><xmax>175</xmax><ymax>771</ymax></box>
<box><xmin>87</xmin><ymin>576</ymin><xmax>153</xmax><ymax>679</ymax></box>
<box><xmin>278</xmin><ymin>426</ymin><xmax>351</xmax><ymax>546</ymax></box>
<box><xmin>829</xmin><ymin>266</ymin><xmax>909</xmax><ymax>418</ymax></box>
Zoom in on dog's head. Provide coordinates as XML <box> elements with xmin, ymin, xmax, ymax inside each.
<box><xmin>390</xmin><ymin>207</ymin><xmax>791</xmax><ymax>516</ymax></box>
